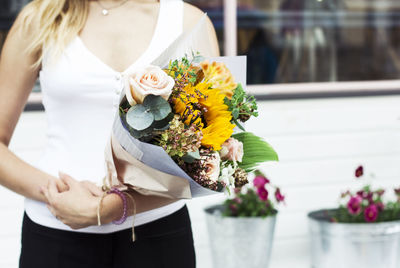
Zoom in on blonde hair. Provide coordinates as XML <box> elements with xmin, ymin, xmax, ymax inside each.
<box><xmin>20</xmin><ymin>0</ymin><xmax>89</xmax><ymax>67</ymax></box>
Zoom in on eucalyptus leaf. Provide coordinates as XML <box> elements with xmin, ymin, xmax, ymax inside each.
<box><xmin>126</xmin><ymin>105</ymin><xmax>154</xmax><ymax>131</ymax></box>
<box><xmin>152</xmin><ymin>113</ymin><xmax>174</xmax><ymax>130</ymax></box>
<box><xmin>143</xmin><ymin>95</ymin><xmax>172</xmax><ymax>121</ymax></box>
<box><xmin>182</xmin><ymin>150</ymin><xmax>201</xmax><ymax>163</ymax></box>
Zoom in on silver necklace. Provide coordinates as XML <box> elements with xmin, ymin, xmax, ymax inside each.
<box><xmin>97</xmin><ymin>0</ymin><xmax>130</xmax><ymax>16</ymax></box>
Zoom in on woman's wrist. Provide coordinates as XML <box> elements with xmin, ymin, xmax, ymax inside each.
<box><xmin>100</xmin><ymin>192</ymin><xmax>125</xmax><ymax>225</ymax></box>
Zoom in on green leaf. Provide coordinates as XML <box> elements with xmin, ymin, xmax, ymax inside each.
<box><xmin>232</xmin><ymin>108</ymin><xmax>239</xmax><ymax>119</ymax></box>
<box><xmin>182</xmin><ymin>150</ymin><xmax>201</xmax><ymax>163</ymax></box>
<box><xmin>233</xmin><ymin>118</ymin><xmax>245</xmax><ymax>131</ymax></box>
<box><xmin>126</xmin><ymin>105</ymin><xmax>154</xmax><ymax>131</ymax></box>
<box><xmin>143</xmin><ymin>95</ymin><xmax>172</xmax><ymax>121</ymax></box>
<box><xmin>233</xmin><ymin>132</ymin><xmax>278</xmax><ymax>172</ymax></box>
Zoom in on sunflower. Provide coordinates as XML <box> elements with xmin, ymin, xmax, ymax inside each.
<box><xmin>173</xmin><ymin>82</ymin><xmax>235</xmax><ymax>150</ymax></box>
<box><xmin>200</xmin><ymin>61</ymin><xmax>237</xmax><ymax>99</ymax></box>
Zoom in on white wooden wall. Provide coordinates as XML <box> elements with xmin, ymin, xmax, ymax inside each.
<box><xmin>1</xmin><ymin>95</ymin><xmax>400</xmax><ymax>268</ymax></box>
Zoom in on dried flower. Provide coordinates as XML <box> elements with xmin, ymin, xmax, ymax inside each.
<box><xmin>180</xmin><ymin>148</ymin><xmax>224</xmax><ymax>191</ymax></box>
<box><xmin>159</xmin><ymin>115</ymin><xmax>202</xmax><ymax>158</ymax></box>
<box><xmin>364</xmin><ymin>204</ymin><xmax>378</xmax><ymax>222</ymax></box>
<box><xmin>233</xmin><ymin>168</ymin><xmax>248</xmax><ymax>188</ymax></box>
<box><xmin>347</xmin><ymin>196</ymin><xmax>362</xmax><ymax>215</ymax></box>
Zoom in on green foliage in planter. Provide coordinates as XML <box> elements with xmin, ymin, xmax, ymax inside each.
<box><xmin>330</xmin><ymin>166</ymin><xmax>400</xmax><ymax>223</ymax></box>
<box><xmin>222</xmin><ymin>189</ymin><xmax>277</xmax><ymax>218</ymax></box>
<box><xmin>222</xmin><ymin>171</ymin><xmax>284</xmax><ymax>218</ymax></box>
<box><xmin>333</xmin><ymin>205</ymin><xmax>400</xmax><ymax>223</ymax></box>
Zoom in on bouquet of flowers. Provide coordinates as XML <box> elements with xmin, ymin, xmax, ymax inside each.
<box><xmin>104</xmin><ymin>53</ymin><xmax>278</xmax><ymax>198</ymax></box>
<box><xmin>102</xmin><ymin>15</ymin><xmax>278</xmax><ymax>201</ymax></box>
<box><xmin>222</xmin><ymin>171</ymin><xmax>285</xmax><ymax>218</ymax></box>
<box><xmin>332</xmin><ymin>166</ymin><xmax>400</xmax><ymax>223</ymax></box>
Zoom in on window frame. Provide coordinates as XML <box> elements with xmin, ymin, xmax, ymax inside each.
<box><xmin>224</xmin><ymin>1</ymin><xmax>400</xmax><ymax>99</ymax></box>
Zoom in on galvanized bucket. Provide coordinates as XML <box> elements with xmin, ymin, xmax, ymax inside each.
<box><xmin>205</xmin><ymin>205</ymin><xmax>276</xmax><ymax>268</ymax></box>
<box><xmin>308</xmin><ymin>209</ymin><xmax>400</xmax><ymax>268</ymax></box>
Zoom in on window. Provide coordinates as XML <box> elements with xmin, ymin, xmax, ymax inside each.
<box><xmin>189</xmin><ymin>0</ymin><xmax>400</xmax><ymax>88</ymax></box>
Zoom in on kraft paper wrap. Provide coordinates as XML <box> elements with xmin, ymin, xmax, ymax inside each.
<box><xmin>104</xmin><ymin>134</ymin><xmax>192</xmax><ymax>199</ymax></box>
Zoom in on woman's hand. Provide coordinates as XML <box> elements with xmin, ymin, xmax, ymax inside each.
<box><xmin>41</xmin><ymin>172</ymin><xmax>104</xmax><ymax>229</ymax></box>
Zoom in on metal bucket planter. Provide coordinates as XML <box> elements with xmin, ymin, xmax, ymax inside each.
<box><xmin>205</xmin><ymin>205</ymin><xmax>276</xmax><ymax>268</ymax></box>
<box><xmin>308</xmin><ymin>209</ymin><xmax>400</xmax><ymax>268</ymax></box>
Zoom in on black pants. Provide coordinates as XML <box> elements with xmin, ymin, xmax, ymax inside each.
<box><xmin>19</xmin><ymin>206</ymin><xmax>196</xmax><ymax>268</ymax></box>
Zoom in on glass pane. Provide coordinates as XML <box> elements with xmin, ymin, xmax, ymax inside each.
<box><xmin>190</xmin><ymin>0</ymin><xmax>400</xmax><ymax>85</ymax></box>
<box><xmin>240</xmin><ymin>0</ymin><xmax>400</xmax><ymax>84</ymax></box>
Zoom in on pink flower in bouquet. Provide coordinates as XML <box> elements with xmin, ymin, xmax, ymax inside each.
<box><xmin>275</xmin><ymin>188</ymin><xmax>285</xmax><ymax>203</ymax></box>
<box><xmin>253</xmin><ymin>175</ymin><xmax>269</xmax><ymax>188</ymax></box>
<box><xmin>126</xmin><ymin>65</ymin><xmax>175</xmax><ymax>105</ymax></box>
<box><xmin>257</xmin><ymin>187</ymin><xmax>269</xmax><ymax>201</ymax></box>
<box><xmin>219</xmin><ymin>138</ymin><xmax>244</xmax><ymax>162</ymax></box>
<box><xmin>203</xmin><ymin>152</ymin><xmax>221</xmax><ymax>183</ymax></box>
<box><xmin>347</xmin><ymin>196</ymin><xmax>362</xmax><ymax>215</ymax></box>
<box><xmin>364</xmin><ymin>204</ymin><xmax>379</xmax><ymax>222</ymax></box>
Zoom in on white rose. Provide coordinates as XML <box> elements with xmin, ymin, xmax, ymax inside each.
<box><xmin>203</xmin><ymin>152</ymin><xmax>221</xmax><ymax>183</ymax></box>
<box><xmin>125</xmin><ymin>65</ymin><xmax>175</xmax><ymax>105</ymax></box>
<box><xmin>220</xmin><ymin>138</ymin><xmax>244</xmax><ymax>163</ymax></box>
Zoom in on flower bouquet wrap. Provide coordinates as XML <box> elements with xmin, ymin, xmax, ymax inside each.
<box><xmin>101</xmin><ymin>16</ymin><xmax>278</xmax><ymax>238</ymax></box>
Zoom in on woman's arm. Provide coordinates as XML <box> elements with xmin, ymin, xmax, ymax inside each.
<box><xmin>0</xmin><ymin>10</ymin><xmax>67</xmax><ymax>203</ymax></box>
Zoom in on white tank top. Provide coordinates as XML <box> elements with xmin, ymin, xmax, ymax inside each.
<box><xmin>25</xmin><ymin>0</ymin><xmax>186</xmax><ymax>233</ymax></box>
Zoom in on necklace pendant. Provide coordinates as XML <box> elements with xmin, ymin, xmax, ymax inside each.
<box><xmin>102</xmin><ymin>9</ymin><xmax>109</xmax><ymax>16</ymax></box>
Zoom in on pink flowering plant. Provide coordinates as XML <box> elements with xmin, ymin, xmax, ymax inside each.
<box><xmin>332</xmin><ymin>166</ymin><xmax>400</xmax><ymax>223</ymax></box>
<box><xmin>222</xmin><ymin>171</ymin><xmax>285</xmax><ymax>217</ymax></box>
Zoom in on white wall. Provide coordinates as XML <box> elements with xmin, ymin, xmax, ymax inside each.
<box><xmin>1</xmin><ymin>95</ymin><xmax>400</xmax><ymax>268</ymax></box>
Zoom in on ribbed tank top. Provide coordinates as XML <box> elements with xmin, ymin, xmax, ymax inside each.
<box><xmin>25</xmin><ymin>0</ymin><xmax>186</xmax><ymax>233</ymax></box>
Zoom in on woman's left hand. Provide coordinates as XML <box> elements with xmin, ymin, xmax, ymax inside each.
<box><xmin>41</xmin><ymin>172</ymin><xmax>104</xmax><ymax>230</ymax></box>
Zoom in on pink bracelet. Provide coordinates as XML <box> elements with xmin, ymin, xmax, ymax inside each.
<box><xmin>107</xmin><ymin>188</ymin><xmax>128</xmax><ymax>225</ymax></box>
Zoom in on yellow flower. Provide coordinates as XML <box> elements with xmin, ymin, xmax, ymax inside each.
<box><xmin>173</xmin><ymin>82</ymin><xmax>235</xmax><ymax>150</ymax></box>
<box><xmin>200</xmin><ymin>61</ymin><xmax>237</xmax><ymax>99</ymax></box>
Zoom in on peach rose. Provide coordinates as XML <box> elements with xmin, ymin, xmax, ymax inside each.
<box><xmin>219</xmin><ymin>138</ymin><xmax>244</xmax><ymax>162</ymax></box>
<box><xmin>203</xmin><ymin>152</ymin><xmax>221</xmax><ymax>183</ymax></box>
<box><xmin>125</xmin><ymin>65</ymin><xmax>174</xmax><ymax>105</ymax></box>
